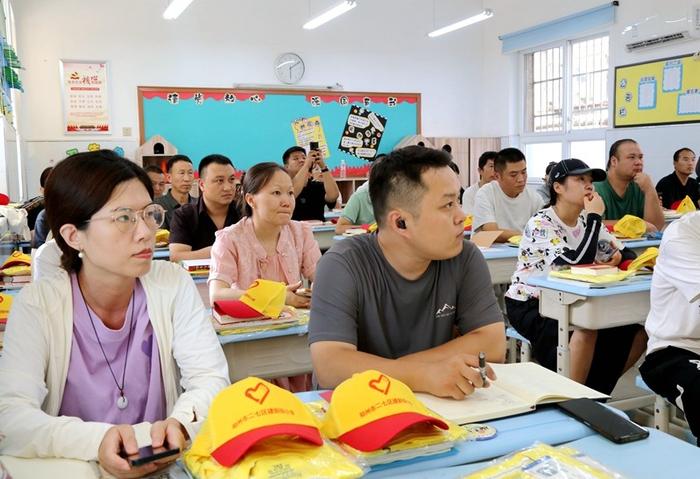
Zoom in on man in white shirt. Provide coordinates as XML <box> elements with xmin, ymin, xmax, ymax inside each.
<box><xmin>473</xmin><ymin>148</ymin><xmax>544</xmax><ymax>242</ymax></box>
<box><xmin>640</xmin><ymin>211</ymin><xmax>700</xmax><ymax>446</ymax></box>
<box><xmin>461</xmin><ymin>151</ymin><xmax>497</xmax><ymax>215</ymax></box>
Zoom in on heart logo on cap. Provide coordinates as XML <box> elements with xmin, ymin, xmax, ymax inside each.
<box><xmin>245</xmin><ymin>382</ymin><xmax>270</xmax><ymax>404</ymax></box>
<box><xmin>368</xmin><ymin>374</ymin><xmax>391</xmax><ymax>395</ymax></box>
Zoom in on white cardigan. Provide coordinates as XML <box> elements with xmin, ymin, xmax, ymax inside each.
<box><xmin>0</xmin><ymin>260</ymin><xmax>229</xmax><ymax>460</ymax></box>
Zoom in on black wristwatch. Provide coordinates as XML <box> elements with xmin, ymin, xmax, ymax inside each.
<box><xmin>320</xmin><ymin>167</ymin><xmax>329</xmax><ymax>173</ymax></box>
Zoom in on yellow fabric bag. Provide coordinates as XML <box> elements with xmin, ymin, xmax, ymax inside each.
<box><xmin>626</xmin><ymin>247</ymin><xmax>658</xmax><ymax>272</ymax></box>
<box><xmin>613</xmin><ymin>214</ymin><xmax>645</xmax><ymax>239</ymax></box>
<box><xmin>676</xmin><ymin>195</ymin><xmax>697</xmax><ymax>214</ymax></box>
<box><xmin>507</xmin><ymin>235</ymin><xmax>521</xmax><ymax>246</ymax></box>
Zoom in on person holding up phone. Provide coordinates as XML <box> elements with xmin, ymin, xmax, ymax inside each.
<box><xmin>505</xmin><ymin>159</ymin><xmax>646</xmax><ymax>394</ymax></box>
<box><xmin>282</xmin><ymin>144</ymin><xmax>340</xmax><ymax>222</ymax></box>
<box><xmin>0</xmin><ymin>151</ymin><xmax>229</xmax><ymax>478</ymax></box>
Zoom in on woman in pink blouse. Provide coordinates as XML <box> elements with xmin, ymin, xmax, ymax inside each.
<box><xmin>208</xmin><ymin>162</ymin><xmax>322</xmax><ymax>390</ymax></box>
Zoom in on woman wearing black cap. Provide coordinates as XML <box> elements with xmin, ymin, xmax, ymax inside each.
<box><xmin>504</xmin><ymin>158</ymin><xmax>646</xmax><ymax>395</ymax></box>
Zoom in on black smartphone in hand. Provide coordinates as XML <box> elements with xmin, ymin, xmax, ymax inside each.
<box><xmin>309</xmin><ymin>141</ymin><xmax>319</xmax><ymax>151</ymax></box>
<box><xmin>121</xmin><ymin>445</ymin><xmax>180</xmax><ymax>467</ymax></box>
<box><xmin>558</xmin><ymin>398</ymin><xmax>649</xmax><ymax>444</ymax></box>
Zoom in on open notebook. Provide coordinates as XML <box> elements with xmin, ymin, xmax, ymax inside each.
<box><xmin>415</xmin><ymin>362</ymin><xmax>608</xmax><ymax>425</ymax></box>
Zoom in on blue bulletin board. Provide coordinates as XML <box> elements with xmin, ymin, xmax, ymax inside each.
<box><xmin>138</xmin><ymin>87</ymin><xmax>421</xmax><ymax>174</ymax></box>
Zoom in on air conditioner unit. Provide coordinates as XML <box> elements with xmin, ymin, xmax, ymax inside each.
<box><xmin>622</xmin><ymin>4</ymin><xmax>700</xmax><ymax>52</ymax></box>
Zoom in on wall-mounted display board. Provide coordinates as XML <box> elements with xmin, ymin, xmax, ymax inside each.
<box><xmin>614</xmin><ymin>52</ymin><xmax>700</xmax><ymax>128</ymax></box>
<box><xmin>138</xmin><ymin>87</ymin><xmax>420</xmax><ymax>173</ymax></box>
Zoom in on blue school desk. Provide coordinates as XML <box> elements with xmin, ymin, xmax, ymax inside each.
<box><xmin>311</xmin><ymin>224</ymin><xmax>336</xmax><ymax>250</ymax></box>
<box><xmin>301</xmin><ymin>389</ymin><xmax>699</xmax><ymax>478</ymax></box>
<box><xmin>153</xmin><ymin>247</ymin><xmax>169</xmax><ymax>260</ymax></box>
<box><xmin>2</xmin><ymin>411</ymin><xmax>695</xmax><ymax>479</ymax></box>
<box><xmin>324</xmin><ymin>210</ymin><xmax>342</xmax><ymax>220</ymax></box>
<box><xmin>398</xmin><ymin>428</ymin><xmax>700</xmax><ymax>479</ymax></box>
<box><xmin>526</xmin><ymin>275</ymin><xmax>652</xmax><ymax>378</ymax></box>
<box><xmin>217</xmin><ymin>322</ymin><xmax>311</xmax><ymax>382</ymax></box>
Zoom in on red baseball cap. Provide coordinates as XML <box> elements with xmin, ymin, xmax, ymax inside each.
<box><xmin>321</xmin><ymin>370</ymin><xmax>448</xmax><ymax>452</ymax></box>
<box><xmin>188</xmin><ymin>377</ymin><xmax>323</xmax><ymax>467</ymax></box>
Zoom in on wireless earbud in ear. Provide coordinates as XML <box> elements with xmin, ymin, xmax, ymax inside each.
<box><xmin>396</xmin><ymin>218</ymin><xmax>407</xmax><ymax>230</ymax></box>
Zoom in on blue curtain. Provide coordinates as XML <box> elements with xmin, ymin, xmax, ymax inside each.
<box><xmin>499</xmin><ymin>2</ymin><xmax>617</xmax><ymax>53</ymax></box>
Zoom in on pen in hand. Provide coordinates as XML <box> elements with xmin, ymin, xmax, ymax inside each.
<box><xmin>478</xmin><ymin>351</ymin><xmax>488</xmax><ymax>385</ymax></box>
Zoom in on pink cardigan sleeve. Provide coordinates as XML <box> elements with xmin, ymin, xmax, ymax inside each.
<box><xmin>208</xmin><ymin>229</ymin><xmax>240</xmax><ymax>288</ymax></box>
<box><xmin>299</xmin><ymin>223</ymin><xmax>322</xmax><ymax>282</ymax></box>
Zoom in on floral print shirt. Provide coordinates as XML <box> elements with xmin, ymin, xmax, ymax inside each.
<box><xmin>506</xmin><ymin>207</ymin><xmax>621</xmax><ymax>301</ymax></box>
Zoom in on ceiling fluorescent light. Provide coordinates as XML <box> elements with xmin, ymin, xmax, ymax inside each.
<box><xmin>163</xmin><ymin>0</ymin><xmax>195</xmax><ymax>20</ymax></box>
<box><xmin>428</xmin><ymin>9</ymin><xmax>494</xmax><ymax>37</ymax></box>
<box><xmin>303</xmin><ymin>1</ymin><xmax>357</xmax><ymax>30</ymax></box>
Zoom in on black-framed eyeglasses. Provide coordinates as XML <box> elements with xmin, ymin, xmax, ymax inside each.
<box><xmin>84</xmin><ymin>203</ymin><xmax>166</xmax><ymax>233</ymax></box>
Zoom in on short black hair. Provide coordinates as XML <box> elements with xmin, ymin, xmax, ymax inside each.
<box><xmin>478</xmin><ymin>151</ymin><xmax>498</xmax><ymax>170</ymax></box>
<box><xmin>45</xmin><ymin>150</ymin><xmax>153</xmax><ymax>273</ymax></box>
<box><xmin>199</xmin><ymin>154</ymin><xmax>233</xmax><ymax>178</ymax></box>
<box><xmin>494</xmin><ymin>148</ymin><xmax>526</xmax><ymax>173</ymax></box>
<box><xmin>607</xmin><ymin>139</ymin><xmax>637</xmax><ymax>170</ymax></box>
<box><xmin>673</xmin><ymin>147</ymin><xmax>695</xmax><ymax>162</ymax></box>
<box><xmin>166</xmin><ymin>154</ymin><xmax>192</xmax><ymax>173</ymax></box>
<box><xmin>282</xmin><ymin>146</ymin><xmax>306</xmax><ymax>164</ymax></box>
<box><xmin>144</xmin><ymin>165</ymin><xmax>164</xmax><ymax>175</ymax></box>
<box><xmin>369</xmin><ymin>145</ymin><xmax>452</xmax><ymax>227</ymax></box>
<box><xmin>39</xmin><ymin>167</ymin><xmax>53</xmax><ymax>189</ymax></box>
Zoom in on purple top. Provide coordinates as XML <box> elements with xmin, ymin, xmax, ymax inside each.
<box><xmin>58</xmin><ymin>274</ymin><xmax>166</xmax><ymax>424</ymax></box>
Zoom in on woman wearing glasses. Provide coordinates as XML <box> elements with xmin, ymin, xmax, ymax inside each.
<box><xmin>0</xmin><ymin>151</ymin><xmax>228</xmax><ymax>478</ymax></box>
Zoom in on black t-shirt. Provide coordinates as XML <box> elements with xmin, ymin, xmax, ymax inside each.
<box><xmin>292</xmin><ymin>181</ymin><xmax>334</xmax><ymax>222</ymax></box>
<box><xmin>655</xmin><ymin>173</ymin><xmax>699</xmax><ymax>209</ymax></box>
<box><xmin>169</xmin><ymin>196</ymin><xmax>242</xmax><ymax>250</ymax></box>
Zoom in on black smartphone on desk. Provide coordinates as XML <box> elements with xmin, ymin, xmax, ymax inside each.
<box><xmin>121</xmin><ymin>445</ymin><xmax>180</xmax><ymax>467</ymax></box>
<box><xmin>558</xmin><ymin>398</ymin><xmax>649</xmax><ymax>444</ymax></box>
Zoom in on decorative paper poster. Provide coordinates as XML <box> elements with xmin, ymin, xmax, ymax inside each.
<box><xmin>291</xmin><ymin>116</ymin><xmax>330</xmax><ymax>159</ymax></box>
<box><xmin>60</xmin><ymin>60</ymin><xmax>111</xmax><ymax>134</ymax></box>
<box><xmin>338</xmin><ymin>106</ymin><xmax>387</xmax><ymax>160</ymax></box>
<box><xmin>614</xmin><ymin>52</ymin><xmax>700</xmax><ymax>128</ymax></box>
<box><xmin>139</xmin><ymin>87</ymin><xmax>419</xmax><ymax>172</ymax></box>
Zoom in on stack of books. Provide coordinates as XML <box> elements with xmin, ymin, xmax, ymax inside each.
<box><xmin>569</xmin><ymin>264</ymin><xmax>619</xmax><ymax>276</ymax></box>
<box><xmin>180</xmin><ymin>259</ymin><xmax>210</xmax><ymax>278</ymax></box>
<box><xmin>211</xmin><ymin>300</ymin><xmax>305</xmax><ymax>335</ymax></box>
<box><xmin>2</xmin><ymin>273</ymin><xmax>31</xmax><ymax>286</ymax></box>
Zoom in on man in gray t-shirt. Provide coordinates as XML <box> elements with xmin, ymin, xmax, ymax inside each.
<box><xmin>309</xmin><ymin>146</ymin><xmax>506</xmax><ymax>400</ymax></box>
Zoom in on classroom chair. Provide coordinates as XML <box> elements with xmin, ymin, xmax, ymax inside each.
<box><xmin>505</xmin><ymin>325</ymin><xmax>531</xmax><ymax>363</ymax></box>
<box><xmin>635</xmin><ymin>375</ymin><xmax>691</xmax><ymax>436</ymax></box>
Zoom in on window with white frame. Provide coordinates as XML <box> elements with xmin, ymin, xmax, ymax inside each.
<box><xmin>522</xmin><ymin>34</ymin><xmax>609</xmax><ymax>179</ymax></box>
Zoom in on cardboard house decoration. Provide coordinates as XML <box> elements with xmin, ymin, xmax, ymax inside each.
<box><xmin>134</xmin><ymin>135</ymin><xmax>177</xmax><ymax>171</ymax></box>
<box><xmin>394</xmin><ymin>135</ymin><xmax>435</xmax><ymax>150</ymax></box>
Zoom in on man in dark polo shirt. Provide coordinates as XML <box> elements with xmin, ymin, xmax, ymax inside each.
<box><xmin>655</xmin><ymin>147</ymin><xmax>699</xmax><ymax>209</ymax></box>
<box><xmin>283</xmin><ymin>145</ymin><xmax>339</xmax><ymax>221</ymax></box>
<box><xmin>155</xmin><ymin>154</ymin><xmax>196</xmax><ymax>229</ymax></box>
<box><xmin>169</xmin><ymin>154</ymin><xmax>241</xmax><ymax>262</ymax></box>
